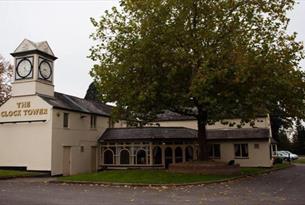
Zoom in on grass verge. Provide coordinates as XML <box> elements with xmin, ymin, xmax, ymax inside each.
<box><xmin>294</xmin><ymin>157</ymin><xmax>305</xmax><ymax>164</ymax></box>
<box><xmin>0</xmin><ymin>170</ymin><xmax>42</xmax><ymax>179</ymax></box>
<box><xmin>59</xmin><ymin>163</ymin><xmax>291</xmax><ymax>185</ymax></box>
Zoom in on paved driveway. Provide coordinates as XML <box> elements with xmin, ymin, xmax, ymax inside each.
<box><xmin>0</xmin><ymin>164</ymin><xmax>304</xmax><ymax>205</ymax></box>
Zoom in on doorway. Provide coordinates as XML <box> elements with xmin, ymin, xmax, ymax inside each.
<box><xmin>63</xmin><ymin>146</ymin><xmax>71</xmax><ymax>176</ymax></box>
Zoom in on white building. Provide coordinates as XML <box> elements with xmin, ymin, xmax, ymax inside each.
<box><xmin>0</xmin><ymin>39</ymin><xmax>277</xmax><ymax>176</ymax></box>
<box><xmin>0</xmin><ymin>39</ymin><xmax>112</xmax><ymax>176</ymax></box>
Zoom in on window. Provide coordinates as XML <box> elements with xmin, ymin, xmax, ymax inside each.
<box><xmin>209</xmin><ymin>144</ymin><xmax>221</xmax><ymax>159</ymax></box>
<box><xmin>185</xmin><ymin>146</ymin><xmax>193</xmax><ymax>161</ymax></box>
<box><xmin>175</xmin><ymin>147</ymin><xmax>183</xmax><ymax>163</ymax></box>
<box><xmin>234</xmin><ymin>144</ymin><xmax>248</xmax><ymax>158</ymax></box>
<box><xmin>136</xmin><ymin>150</ymin><xmax>146</xmax><ymax>164</ymax></box>
<box><xmin>63</xmin><ymin>113</ymin><xmax>69</xmax><ymax>128</ymax></box>
<box><xmin>90</xmin><ymin>115</ymin><xmax>97</xmax><ymax>129</ymax></box>
<box><xmin>120</xmin><ymin>150</ymin><xmax>130</xmax><ymax>164</ymax></box>
<box><xmin>104</xmin><ymin>150</ymin><xmax>114</xmax><ymax>164</ymax></box>
<box><xmin>153</xmin><ymin>146</ymin><xmax>162</xmax><ymax>164</ymax></box>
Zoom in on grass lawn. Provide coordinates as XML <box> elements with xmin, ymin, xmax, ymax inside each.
<box><xmin>294</xmin><ymin>158</ymin><xmax>305</xmax><ymax>164</ymax></box>
<box><xmin>60</xmin><ymin>163</ymin><xmax>290</xmax><ymax>185</ymax></box>
<box><xmin>0</xmin><ymin>170</ymin><xmax>38</xmax><ymax>178</ymax></box>
<box><xmin>240</xmin><ymin>163</ymin><xmax>289</xmax><ymax>175</ymax></box>
<box><xmin>60</xmin><ymin>170</ymin><xmax>233</xmax><ymax>184</ymax></box>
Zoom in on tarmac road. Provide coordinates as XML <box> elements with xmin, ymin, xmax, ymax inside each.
<box><xmin>0</xmin><ymin>164</ymin><xmax>304</xmax><ymax>205</ymax></box>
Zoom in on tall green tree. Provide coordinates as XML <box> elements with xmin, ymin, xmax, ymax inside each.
<box><xmin>89</xmin><ymin>0</ymin><xmax>305</xmax><ymax>160</ymax></box>
<box><xmin>85</xmin><ymin>81</ymin><xmax>103</xmax><ymax>102</ymax></box>
<box><xmin>292</xmin><ymin>119</ymin><xmax>305</xmax><ymax>154</ymax></box>
<box><xmin>0</xmin><ymin>55</ymin><xmax>12</xmax><ymax>105</ymax></box>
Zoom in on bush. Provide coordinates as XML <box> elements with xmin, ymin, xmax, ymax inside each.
<box><xmin>273</xmin><ymin>157</ymin><xmax>283</xmax><ymax>164</ymax></box>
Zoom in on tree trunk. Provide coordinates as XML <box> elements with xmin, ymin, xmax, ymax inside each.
<box><xmin>197</xmin><ymin>110</ymin><xmax>209</xmax><ymax>161</ymax></box>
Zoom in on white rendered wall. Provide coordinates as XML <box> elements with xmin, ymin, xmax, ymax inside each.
<box><xmin>213</xmin><ymin>140</ymin><xmax>273</xmax><ymax>167</ymax></box>
<box><xmin>0</xmin><ymin>95</ymin><xmax>52</xmax><ymax>171</ymax></box>
<box><xmin>152</xmin><ymin>116</ymin><xmax>270</xmax><ymax>130</ymax></box>
<box><xmin>51</xmin><ymin>109</ymin><xmax>109</xmax><ymax>175</ymax></box>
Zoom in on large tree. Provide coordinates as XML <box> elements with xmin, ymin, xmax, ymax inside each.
<box><xmin>85</xmin><ymin>81</ymin><xmax>103</xmax><ymax>102</ymax></box>
<box><xmin>0</xmin><ymin>55</ymin><xmax>12</xmax><ymax>105</ymax></box>
<box><xmin>292</xmin><ymin>119</ymin><xmax>305</xmax><ymax>154</ymax></box>
<box><xmin>89</xmin><ymin>0</ymin><xmax>305</xmax><ymax>160</ymax></box>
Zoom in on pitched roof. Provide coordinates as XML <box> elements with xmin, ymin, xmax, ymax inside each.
<box><xmin>99</xmin><ymin>127</ymin><xmax>197</xmax><ymax>141</ymax></box>
<box><xmin>153</xmin><ymin>110</ymin><xmax>268</xmax><ymax>122</ymax></box>
<box><xmin>11</xmin><ymin>39</ymin><xmax>56</xmax><ymax>60</ymax></box>
<box><xmin>154</xmin><ymin>110</ymin><xmax>196</xmax><ymax>121</ymax></box>
<box><xmin>207</xmin><ymin>128</ymin><xmax>270</xmax><ymax>140</ymax></box>
<box><xmin>99</xmin><ymin>127</ymin><xmax>271</xmax><ymax>141</ymax></box>
<box><xmin>39</xmin><ymin>92</ymin><xmax>112</xmax><ymax>117</ymax></box>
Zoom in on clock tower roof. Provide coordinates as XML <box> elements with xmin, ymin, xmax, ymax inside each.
<box><xmin>11</xmin><ymin>39</ymin><xmax>57</xmax><ymax>60</ymax></box>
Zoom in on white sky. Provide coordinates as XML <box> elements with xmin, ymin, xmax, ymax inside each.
<box><xmin>0</xmin><ymin>0</ymin><xmax>304</xmax><ymax>98</ymax></box>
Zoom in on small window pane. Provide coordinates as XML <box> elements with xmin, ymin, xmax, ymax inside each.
<box><xmin>235</xmin><ymin>144</ymin><xmax>248</xmax><ymax>158</ymax></box>
<box><xmin>234</xmin><ymin>144</ymin><xmax>241</xmax><ymax>157</ymax></box>
<box><xmin>241</xmin><ymin>144</ymin><xmax>248</xmax><ymax>157</ymax></box>
<box><xmin>63</xmin><ymin>113</ymin><xmax>69</xmax><ymax>128</ymax></box>
<box><xmin>208</xmin><ymin>145</ymin><xmax>213</xmax><ymax>157</ymax></box>
<box><xmin>214</xmin><ymin>144</ymin><xmax>220</xmax><ymax>158</ymax></box>
<box><xmin>209</xmin><ymin>144</ymin><xmax>221</xmax><ymax>159</ymax></box>
<box><xmin>91</xmin><ymin>115</ymin><xmax>96</xmax><ymax>129</ymax></box>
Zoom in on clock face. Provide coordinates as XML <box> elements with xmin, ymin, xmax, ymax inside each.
<box><xmin>39</xmin><ymin>60</ymin><xmax>52</xmax><ymax>80</ymax></box>
<box><xmin>16</xmin><ymin>58</ymin><xmax>33</xmax><ymax>79</ymax></box>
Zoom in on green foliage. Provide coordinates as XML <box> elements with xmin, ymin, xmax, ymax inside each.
<box><xmin>292</xmin><ymin>119</ymin><xmax>305</xmax><ymax>154</ymax></box>
<box><xmin>294</xmin><ymin>158</ymin><xmax>305</xmax><ymax>164</ymax></box>
<box><xmin>277</xmin><ymin>129</ymin><xmax>292</xmax><ymax>150</ymax></box>
<box><xmin>84</xmin><ymin>81</ymin><xmax>103</xmax><ymax>102</ymax></box>
<box><xmin>273</xmin><ymin>157</ymin><xmax>283</xmax><ymax>164</ymax></box>
<box><xmin>90</xmin><ymin>0</ymin><xmax>305</xmax><ymax>122</ymax></box>
<box><xmin>0</xmin><ymin>55</ymin><xmax>12</xmax><ymax>105</ymax></box>
<box><xmin>89</xmin><ymin>0</ymin><xmax>305</xmax><ymax>159</ymax></box>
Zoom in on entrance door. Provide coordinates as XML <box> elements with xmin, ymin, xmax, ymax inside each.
<box><xmin>63</xmin><ymin>146</ymin><xmax>71</xmax><ymax>176</ymax></box>
<box><xmin>91</xmin><ymin>146</ymin><xmax>97</xmax><ymax>172</ymax></box>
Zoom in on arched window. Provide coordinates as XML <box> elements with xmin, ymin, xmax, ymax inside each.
<box><xmin>153</xmin><ymin>146</ymin><xmax>162</xmax><ymax>164</ymax></box>
<box><xmin>185</xmin><ymin>146</ymin><xmax>193</xmax><ymax>161</ymax></box>
<box><xmin>104</xmin><ymin>150</ymin><xmax>113</xmax><ymax>164</ymax></box>
<box><xmin>136</xmin><ymin>150</ymin><xmax>146</xmax><ymax>164</ymax></box>
<box><xmin>165</xmin><ymin>147</ymin><xmax>173</xmax><ymax>168</ymax></box>
<box><xmin>175</xmin><ymin>147</ymin><xmax>183</xmax><ymax>163</ymax></box>
<box><xmin>120</xmin><ymin>149</ymin><xmax>130</xmax><ymax>164</ymax></box>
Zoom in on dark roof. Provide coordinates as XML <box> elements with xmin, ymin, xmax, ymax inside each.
<box><xmin>39</xmin><ymin>92</ymin><xmax>112</xmax><ymax>117</ymax></box>
<box><xmin>207</xmin><ymin>128</ymin><xmax>270</xmax><ymax>140</ymax></box>
<box><xmin>154</xmin><ymin>110</ymin><xmax>196</xmax><ymax>121</ymax></box>
<box><xmin>99</xmin><ymin>127</ymin><xmax>271</xmax><ymax>141</ymax></box>
<box><xmin>153</xmin><ymin>110</ymin><xmax>268</xmax><ymax>122</ymax></box>
<box><xmin>99</xmin><ymin>127</ymin><xmax>197</xmax><ymax>141</ymax></box>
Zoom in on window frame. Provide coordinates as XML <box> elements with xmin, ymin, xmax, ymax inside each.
<box><xmin>208</xmin><ymin>144</ymin><xmax>221</xmax><ymax>159</ymax></box>
<box><xmin>63</xmin><ymin>112</ymin><xmax>69</xmax><ymax>128</ymax></box>
<box><xmin>90</xmin><ymin>115</ymin><xmax>97</xmax><ymax>129</ymax></box>
<box><xmin>234</xmin><ymin>144</ymin><xmax>249</xmax><ymax>159</ymax></box>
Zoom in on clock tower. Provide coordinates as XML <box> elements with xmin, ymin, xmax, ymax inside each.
<box><xmin>11</xmin><ymin>39</ymin><xmax>57</xmax><ymax>97</ymax></box>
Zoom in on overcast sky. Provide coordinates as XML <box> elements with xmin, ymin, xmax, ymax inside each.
<box><xmin>0</xmin><ymin>0</ymin><xmax>305</xmax><ymax>98</ymax></box>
